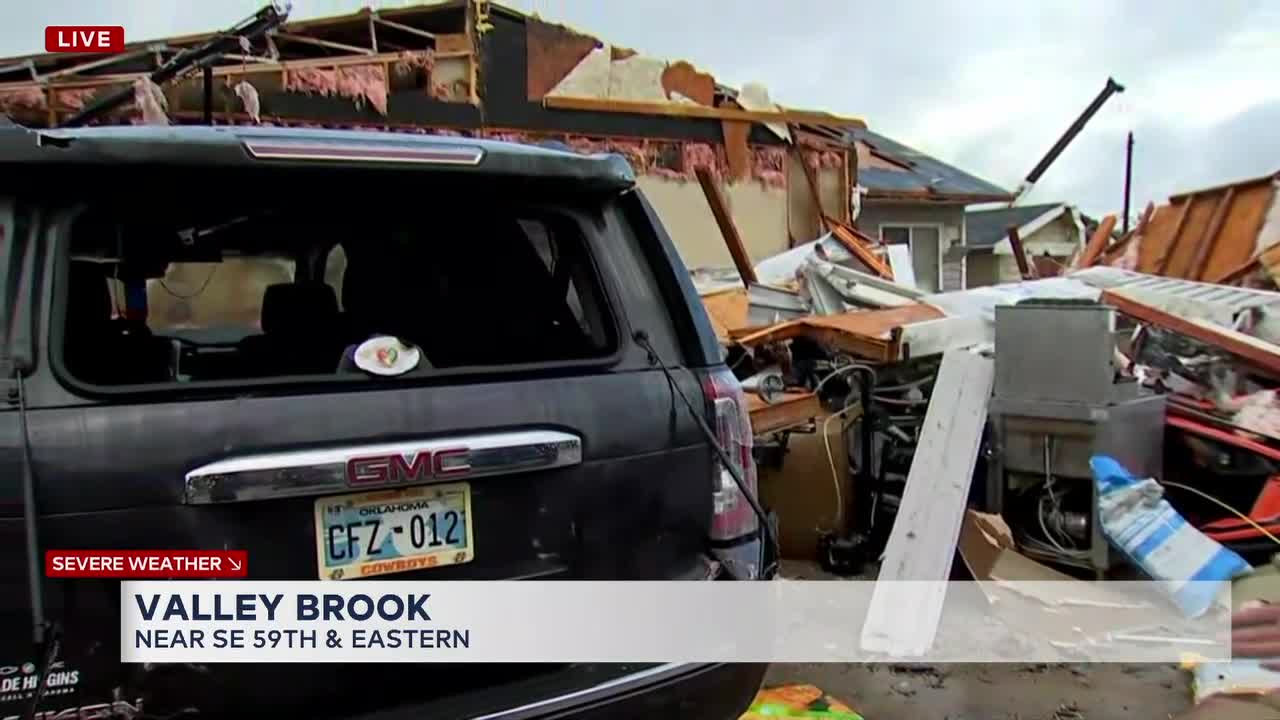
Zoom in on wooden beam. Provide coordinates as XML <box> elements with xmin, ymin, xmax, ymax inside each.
<box><xmin>826</xmin><ymin>218</ymin><xmax>894</xmax><ymax>279</ymax></box>
<box><xmin>219</xmin><ymin>53</ymin><xmax>276</xmax><ymax>65</ymax></box>
<box><xmin>1190</xmin><ymin>187</ymin><xmax>1236</xmax><ymax>281</ymax></box>
<box><xmin>1211</xmin><ymin>255</ymin><xmax>1260</xmax><ymax>285</ymax></box>
<box><xmin>1076</xmin><ymin>213</ymin><xmax>1116</xmax><ymax>268</ymax></box>
<box><xmin>272</xmin><ymin>31</ymin><xmax>376</xmax><ymax>56</ymax></box>
<box><xmin>1006</xmin><ymin>225</ymin><xmax>1036</xmax><ymax>279</ymax></box>
<box><xmin>1153</xmin><ymin>196</ymin><xmax>1195</xmax><ymax>275</ymax></box>
<box><xmin>792</xmin><ymin>144</ymin><xmax>829</xmax><ymax>234</ymax></box>
<box><xmin>747</xmin><ymin>392</ymin><xmax>822</xmax><ymax>435</ymax></box>
<box><xmin>1101</xmin><ymin>289</ymin><xmax>1280</xmax><ymax>377</ymax></box>
<box><xmin>695</xmin><ymin>167</ymin><xmax>757</xmax><ymax>287</ymax></box>
<box><xmin>373</xmin><ymin>15</ymin><xmax>438</xmax><ymax>41</ymax></box>
<box><xmin>368</xmin><ymin>14</ymin><xmax>379</xmax><ymax>54</ymax></box>
<box><xmin>544</xmin><ymin>95</ymin><xmax>867</xmax><ymax>128</ymax></box>
<box><xmin>38</xmin><ymin>46</ymin><xmax>160</xmax><ymax>81</ymax></box>
<box><xmin>861</xmin><ymin>348</ymin><xmax>994</xmax><ymax>656</ymax></box>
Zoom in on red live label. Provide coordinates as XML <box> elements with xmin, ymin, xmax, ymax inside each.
<box><xmin>45</xmin><ymin>26</ymin><xmax>125</xmax><ymax>53</ymax></box>
<box><xmin>45</xmin><ymin>550</ymin><xmax>247</xmax><ymax>578</ymax></box>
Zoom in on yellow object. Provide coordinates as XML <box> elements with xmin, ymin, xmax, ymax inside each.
<box><xmin>739</xmin><ymin>685</ymin><xmax>864</xmax><ymax>720</ymax></box>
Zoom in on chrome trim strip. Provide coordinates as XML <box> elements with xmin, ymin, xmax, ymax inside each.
<box><xmin>184</xmin><ymin>430</ymin><xmax>582</xmax><ymax>505</ymax></box>
<box><xmin>242</xmin><ymin>139</ymin><xmax>485</xmax><ymax>165</ymax></box>
<box><xmin>467</xmin><ymin>663</ymin><xmax>699</xmax><ymax>720</ymax></box>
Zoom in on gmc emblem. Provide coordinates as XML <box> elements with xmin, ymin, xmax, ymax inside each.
<box><xmin>346</xmin><ymin>447</ymin><xmax>471</xmax><ymax>487</ymax></box>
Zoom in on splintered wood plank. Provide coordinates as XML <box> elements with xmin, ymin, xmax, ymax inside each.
<box><xmin>1077</xmin><ymin>213</ymin><xmax>1116</xmax><ymax>268</ymax></box>
<box><xmin>695</xmin><ymin>167</ymin><xmax>757</xmax><ymax>286</ymax></box>
<box><xmin>747</xmin><ymin>391</ymin><xmax>822</xmax><ymax>435</ymax></box>
<box><xmin>1188</xmin><ymin>187</ymin><xmax>1236</xmax><ymax>280</ymax></box>
<box><xmin>721</xmin><ymin>118</ymin><xmax>751</xmax><ymax>181</ymax></box>
<box><xmin>860</xmin><ymin>348</ymin><xmax>995</xmax><ymax>656</ymax></box>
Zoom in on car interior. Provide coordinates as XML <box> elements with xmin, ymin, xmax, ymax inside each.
<box><xmin>60</xmin><ymin>206</ymin><xmax>616</xmax><ymax>386</ymax></box>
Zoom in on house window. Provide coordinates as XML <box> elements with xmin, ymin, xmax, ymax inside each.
<box><xmin>880</xmin><ymin>224</ymin><xmax>942</xmax><ymax>292</ymax></box>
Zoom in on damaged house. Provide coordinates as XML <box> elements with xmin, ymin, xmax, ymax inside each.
<box><xmin>0</xmin><ymin>0</ymin><xmax>1017</xmax><ymax>300</ymax></box>
<box><xmin>849</xmin><ymin>129</ymin><xmax>1014</xmax><ymax>292</ymax></box>
<box><xmin>958</xmin><ymin>203</ymin><xmax>1087</xmax><ymax>286</ymax></box>
<box><xmin>0</xmin><ymin>1</ymin><xmax>871</xmax><ymax>278</ymax></box>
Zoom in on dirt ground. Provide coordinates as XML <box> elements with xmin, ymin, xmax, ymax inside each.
<box><xmin>764</xmin><ymin>662</ymin><xmax>1189</xmax><ymax>720</ymax></box>
<box><xmin>771</xmin><ymin>560</ymin><xmax>1193</xmax><ymax>720</ymax></box>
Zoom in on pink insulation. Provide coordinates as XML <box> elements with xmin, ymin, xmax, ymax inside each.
<box><xmin>132</xmin><ymin>78</ymin><xmax>169</xmax><ymax>125</ymax></box>
<box><xmin>394</xmin><ymin>50</ymin><xmax>435</xmax><ymax>75</ymax></box>
<box><xmin>54</xmin><ymin>87</ymin><xmax>98</xmax><ymax>111</ymax></box>
<box><xmin>1113</xmin><ymin>234</ymin><xmax>1141</xmax><ymax>271</ymax></box>
<box><xmin>335</xmin><ymin>65</ymin><xmax>388</xmax><ymax>116</ymax></box>
<box><xmin>682</xmin><ymin>143</ymin><xmax>719</xmax><ymax>175</ymax></box>
<box><xmin>233</xmin><ymin>80</ymin><xmax>261</xmax><ymax>124</ymax></box>
<box><xmin>284</xmin><ymin>67</ymin><xmax>337</xmax><ymax>95</ymax></box>
<box><xmin>0</xmin><ymin>86</ymin><xmax>47</xmax><ymax>112</ymax></box>
<box><xmin>752</xmin><ymin>146</ymin><xmax>788</xmax><ymax>188</ymax></box>
<box><xmin>285</xmin><ymin>64</ymin><xmax>389</xmax><ymax>116</ymax></box>
<box><xmin>802</xmin><ymin>149</ymin><xmax>844</xmax><ymax>171</ymax></box>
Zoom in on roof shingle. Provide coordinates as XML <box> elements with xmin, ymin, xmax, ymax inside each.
<box><xmin>848</xmin><ymin>128</ymin><xmax>1012</xmax><ymax>202</ymax></box>
<box><xmin>965</xmin><ymin>203</ymin><xmax>1064</xmax><ymax>248</ymax></box>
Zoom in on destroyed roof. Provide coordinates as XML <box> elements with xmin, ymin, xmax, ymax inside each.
<box><xmin>0</xmin><ymin>124</ymin><xmax>637</xmax><ymax>189</ymax></box>
<box><xmin>848</xmin><ymin>128</ymin><xmax>1012</xmax><ymax>203</ymax></box>
<box><xmin>1119</xmin><ymin>170</ymin><xmax>1280</xmax><ymax>283</ymax></box>
<box><xmin>965</xmin><ymin>204</ymin><xmax>1066</xmax><ymax>248</ymax></box>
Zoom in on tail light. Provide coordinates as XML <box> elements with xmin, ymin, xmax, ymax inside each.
<box><xmin>702</xmin><ymin>367</ymin><xmax>761</xmax><ymax>579</ymax></box>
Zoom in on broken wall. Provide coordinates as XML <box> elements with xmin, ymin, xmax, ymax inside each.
<box><xmin>786</xmin><ymin>151</ymin><xmax>850</xmax><ymax>245</ymax></box>
<box><xmin>638</xmin><ymin>175</ymin><xmax>789</xmax><ymax>269</ymax></box>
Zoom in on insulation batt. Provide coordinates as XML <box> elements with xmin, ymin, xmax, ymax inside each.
<box><xmin>802</xmin><ymin>150</ymin><xmax>844</xmax><ymax>170</ymax></box>
<box><xmin>682</xmin><ymin>143</ymin><xmax>721</xmax><ymax>176</ymax></box>
<box><xmin>285</xmin><ymin>64</ymin><xmax>389</xmax><ymax>116</ymax></box>
<box><xmin>752</xmin><ymin>147</ymin><xmax>788</xmax><ymax>188</ymax></box>
<box><xmin>335</xmin><ymin>65</ymin><xmax>388</xmax><ymax>115</ymax></box>
<box><xmin>54</xmin><ymin>87</ymin><xmax>97</xmax><ymax>111</ymax></box>
<box><xmin>393</xmin><ymin>50</ymin><xmax>434</xmax><ymax>74</ymax></box>
<box><xmin>132</xmin><ymin>78</ymin><xmax>169</xmax><ymax>125</ymax></box>
<box><xmin>0</xmin><ymin>86</ymin><xmax>47</xmax><ymax>111</ymax></box>
<box><xmin>233</xmin><ymin>80</ymin><xmax>261</xmax><ymax>124</ymax></box>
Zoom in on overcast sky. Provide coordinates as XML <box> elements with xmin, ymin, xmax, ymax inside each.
<box><xmin>5</xmin><ymin>1</ymin><xmax>1277</xmax><ymax>217</ymax></box>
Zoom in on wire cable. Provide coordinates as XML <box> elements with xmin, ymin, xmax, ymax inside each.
<box><xmin>159</xmin><ymin>264</ymin><xmax>218</xmax><ymax>300</ymax></box>
<box><xmin>813</xmin><ymin>362</ymin><xmax>877</xmax><ymax>396</ymax></box>
<box><xmin>633</xmin><ymin>331</ymin><xmax>779</xmax><ymax>579</ymax></box>
<box><xmin>1161</xmin><ymin>480</ymin><xmax>1280</xmax><ymax>548</ymax></box>
<box><xmin>821</xmin><ymin>400</ymin><xmax>862</xmax><ymax>529</ymax></box>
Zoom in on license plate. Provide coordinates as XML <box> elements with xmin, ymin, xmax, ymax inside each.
<box><xmin>314</xmin><ymin>482</ymin><xmax>473</xmax><ymax>580</ymax></box>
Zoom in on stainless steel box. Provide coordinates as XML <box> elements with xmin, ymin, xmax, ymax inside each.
<box><xmin>994</xmin><ymin>302</ymin><xmax>1118</xmax><ymax>406</ymax></box>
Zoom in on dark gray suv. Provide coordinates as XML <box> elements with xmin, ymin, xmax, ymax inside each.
<box><xmin>0</xmin><ymin>123</ymin><xmax>769</xmax><ymax>719</ymax></box>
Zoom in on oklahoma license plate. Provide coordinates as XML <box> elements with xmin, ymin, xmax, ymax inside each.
<box><xmin>314</xmin><ymin>482</ymin><xmax>473</xmax><ymax>580</ymax></box>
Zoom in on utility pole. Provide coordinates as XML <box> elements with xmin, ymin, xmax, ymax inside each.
<box><xmin>1122</xmin><ymin>131</ymin><xmax>1134</xmax><ymax>235</ymax></box>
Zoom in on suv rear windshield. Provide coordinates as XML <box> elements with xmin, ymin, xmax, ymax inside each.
<box><xmin>59</xmin><ymin>197</ymin><xmax>616</xmax><ymax>389</ymax></box>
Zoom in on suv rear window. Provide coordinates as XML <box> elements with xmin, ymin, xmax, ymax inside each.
<box><xmin>60</xmin><ymin>203</ymin><xmax>616</xmax><ymax>388</ymax></box>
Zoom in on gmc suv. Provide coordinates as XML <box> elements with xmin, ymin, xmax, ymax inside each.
<box><xmin>0</xmin><ymin>122</ymin><xmax>770</xmax><ymax>719</ymax></box>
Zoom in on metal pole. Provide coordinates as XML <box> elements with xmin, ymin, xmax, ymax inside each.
<box><xmin>1122</xmin><ymin>131</ymin><xmax>1134</xmax><ymax>235</ymax></box>
<box><xmin>1011</xmin><ymin>77</ymin><xmax>1125</xmax><ymax>206</ymax></box>
<box><xmin>202</xmin><ymin>66</ymin><xmax>213</xmax><ymax>124</ymax></box>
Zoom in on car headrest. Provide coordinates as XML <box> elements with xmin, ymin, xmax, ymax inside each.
<box><xmin>66</xmin><ymin>261</ymin><xmax>113</xmax><ymax>330</ymax></box>
<box><xmin>261</xmin><ymin>283</ymin><xmax>338</xmax><ymax>335</ymax></box>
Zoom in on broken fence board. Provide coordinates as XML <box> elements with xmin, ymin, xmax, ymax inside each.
<box><xmin>860</xmin><ymin>348</ymin><xmax>994</xmax><ymax>657</ymax></box>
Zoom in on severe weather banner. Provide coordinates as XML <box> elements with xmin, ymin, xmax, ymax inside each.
<box><xmin>121</xmin><ymin>581</ymin><xmax>1234</xmax><ymax>664</ymax></box>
